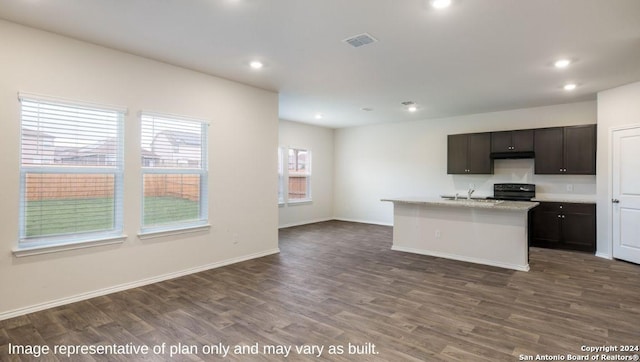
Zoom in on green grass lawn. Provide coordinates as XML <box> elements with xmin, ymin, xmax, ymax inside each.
<box><xmin>25</xmin><ymin>196</ymin><xmax>200</xmax><ymax>237</ymax></box>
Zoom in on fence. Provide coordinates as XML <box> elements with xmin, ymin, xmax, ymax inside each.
<box><xmin>288</xmin><ymin>175</ymin><xmax>309</xmax><ymax>199</ymax></box>
<box><xmin>25</xmin><ymin>174</ymin><xmax>115</xmax><ymax>201</ymax></box>
<box><xmin>143</xmin><ymin>174</ymin><xmax>200</xmax><ymax>201</ymax></box>
<box><xmin>25</xmin><ymin>174</ymin><xmax>200</xmax><ymax>202</ymax></box>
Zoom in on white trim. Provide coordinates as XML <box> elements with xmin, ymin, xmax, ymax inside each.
<box><xmin>278</xmin><ymin>217</ymin><xmax>333</xmax><ymax>229</ymax></box>
<box><xmin>595</xmin><ymin>252</ymin><xmax>612</xmax><ymax>260</ymax></box>
<box><xmin>18</xmin><ymin>91</ymin><xmax>128</xmax><ymax>114</ymax></box>
<box><xmin>13</xmin><ymin>235</ymin><xmax>127</xmax><ymax>258</ymax></box>
<box><xmin>332</xmin><ymin>217</ymin><xmax>394</xmax><ymax>227</ymax></box>
<box><xmin>0</xmin><ymin>248</ymin><xmax>280</xmax><ymax>321</ymax></box>
<box><xmin>608</xmin><ymin>123</ymin><xmax>640</xmax><ymax>261</ymax></box>
<box><xmin>391</xmin><ymin>245</ymin><xmax>530</xmax><ymax>272</ymax></box>
<box><xmin>609</xmin><ymin>123</ymin><xmax>640</xmax><ymax>132</ymax></box>
<box><xmin>138</xmin><ymin>224</ymin><xmax>211</xmax><ymax>240</ymax></box>
<box><xmin>286</xmin><ymin>199</ymin><xmax>313</xmax><ymax>205</ymax></box>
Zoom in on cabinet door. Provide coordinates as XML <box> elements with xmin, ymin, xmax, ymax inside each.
<box><xmin>564</xmin><ymin>125</ymin><xmax>596</xmax><ymax>175</ymax></box>
<box><xmin>534</xmin><ymin>127</ymin><xmax>564</xmax><ymax>174</ymax></box>
<box><xmin>491</xmin><ymin>131</ymin><xmax>512</xmax><ymax>152</ymax></box>
<box><xmin>530</xmin><ymin>203</ymin><xmax>563</xmax><ymax>248</ymax></box>
<box><xmin>561</xmin><ymin>203</ymin><xmax>596</xmax><ymax>252</ymax></box>
<box><xmin>447</xmin><ymin>134</ymin><xmax>468</xmax><ymax>174</ymax></box>
<box><xmin>467</xmin><ymin>133</ymin><xmax>493</xmax><ymax>174</ymax></box>
<box><xmin>511</xmin><ymin>129</ymin><xmax>534</xmax><ymax>152</ymax></box>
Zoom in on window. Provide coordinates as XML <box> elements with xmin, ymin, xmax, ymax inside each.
<box><xmin>18</xmin><ymin>94</ymin><xmax>125</xmax><ymax>248</ymax></box>
<box><xmin>278</xmin><ymin>147</ymin><xmax>312</xmax><ymax>203</ymax></box>
<box><xmin>140</xmin><ymin>113</ymin><xmax>208</xmax><ymax>234</ymax></box>
<box><xmin>278</xmin><ymin>147</ymin><xmax>284</xmax><ymax>204</ymax></box>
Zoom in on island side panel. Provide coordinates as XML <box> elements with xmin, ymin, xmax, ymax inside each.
<box><xmin>390</xmin><ymin>202</ymin><xmax>529</xmax><ymax>271</ymax></box>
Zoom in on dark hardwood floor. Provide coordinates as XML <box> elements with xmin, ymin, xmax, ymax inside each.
<box><xmin>2</xmin><ymin>221</ymin><xmax>639</xmax><ymax>361</ymax></box>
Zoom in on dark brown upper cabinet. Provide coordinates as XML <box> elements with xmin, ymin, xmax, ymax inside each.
<box><xmin>534</xmin><ymin>125</ymin><xmax>596</xmax><ymax>175</ymax></box>
<box><xmin>447</xmin><ymin>133</ymin><xmax>493</xmax><ymax>174</ymax></box>
<box><xmin>491</xmin><ymin>129</ymin><xmax>534</xmax><ymax>153</ymax></box>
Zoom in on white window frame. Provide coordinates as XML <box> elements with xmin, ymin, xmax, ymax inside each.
<box><xmin>278</xmin><ymin>146</ymin><xmax>312</xmax><ymax>205</ymax></box>
<box><xmin>278</xmin><ymin>147</ymin><xmax>285</xmax><ymax>205</ymax></box>
<box><xmin>16</xmin><ymin>93</ymin><xmax>126</xmax><ymax>255</ymax></box>
<box><xmin>139</xmin><ymin>112</ymin><xmax>209</xmax><ymax>237</ymax></box>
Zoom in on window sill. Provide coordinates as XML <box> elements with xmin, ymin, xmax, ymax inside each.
<box><xmin>138</xmin><ymin>224</ymin><xmax>211</xmax><ymax>240</ymax></box>
<box><xmin>287</xmin><ymin>199</ymin><xmax>313</xmax><ymax>206</ymax></box>
<box><xmin>13</xmin><ymin>235</ymin><xmax>127</xmax><ymax>258</ymax></box>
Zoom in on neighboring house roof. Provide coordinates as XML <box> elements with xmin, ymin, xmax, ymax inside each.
<box><xmin>154</xmin><ymin>130</ymin><xmax>201</xmax><ymax>147</ymax></box>
<box><xmin>141</xmin><ymin>148</ymin><xmax>159</xmax><ymax>159</ymax></box>
<box><xmin>55</xmin><ymin>138</ymin><xmax>118</xmax><ymax>159</ymax></box>
<box><xmin>22</xmin><ymin>128</ymin><xmax>55</xmax><ymax>139</ymax></box>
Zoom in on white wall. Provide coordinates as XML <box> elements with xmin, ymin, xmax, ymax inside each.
<box><xmin>334</xmin><ymin>101</ymin><xmax>597</xmax><ymax>225</ymax></box>
<box><xmin>0</xmin><ymin>20</ymin><xmax>279</xmax><ymax>319</ymax></box>
<box><xmin>596</xmin><ymin>81</ymin><xmax>640</xmax><ymax>258</ymax></box>
<box><xmin>278</xmin><ymin>120</ymin><xmax>334</xmax><ymax>227</ymax></box>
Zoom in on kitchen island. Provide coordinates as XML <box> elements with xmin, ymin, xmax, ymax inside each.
<box><xmin>382</xmin><ymin>197</ymin><xmax>539</xmax><ymax>271</ymax></box>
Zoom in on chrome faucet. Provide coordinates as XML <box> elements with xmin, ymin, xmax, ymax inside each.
<box><xmin>467</xmin><ymin>188</ymin><xmax>475</xmax><ymax>200</ymax></box>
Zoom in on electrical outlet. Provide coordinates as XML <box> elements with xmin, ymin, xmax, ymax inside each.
<box><xmin>435</xmin><ymin>230</ymin><xmax>441</xmax><ymax>239</ymax></box>
<box><xmin>233</xmin><ymin>232</ymin><xmax>239</xmax><ymax>244</ymax></box>
<box><xmin>566</xmin><ymin>184</ymin><xmax>574</xmax><ymax>192</ymax></box>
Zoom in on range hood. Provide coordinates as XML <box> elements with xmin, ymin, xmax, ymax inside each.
<box><xmin>490</xmin><ymin>151</ymin><xmax>535</xmax><ymax>159</ymax></box>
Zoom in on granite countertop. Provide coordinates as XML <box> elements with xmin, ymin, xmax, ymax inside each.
<box><xmin>381</xmin><ymin>197</ymin><xmax>539</xmax><ymax>211</ymax></box>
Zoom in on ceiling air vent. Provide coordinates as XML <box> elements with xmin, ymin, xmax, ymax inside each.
<box><xmin>343</xmin><ymin>33</ymin><xmax>378</xmax><ymax>48</ymax></box>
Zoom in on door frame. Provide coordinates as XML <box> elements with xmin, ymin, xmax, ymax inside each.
<box><xmin>608</xmin><ymin>124</ymin><xmax>640</xmax><ymax>260</ymax></box>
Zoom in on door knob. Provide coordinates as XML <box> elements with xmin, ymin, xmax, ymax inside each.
<box><xmin>612</xmin><ymin>199</ymin><xmax>620</xmax><ymax>204</ymax></box>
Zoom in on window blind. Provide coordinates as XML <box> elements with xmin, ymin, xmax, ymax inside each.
<box><xmin>19</xmin><ymin>95</ymin><xmax>125</xmax><ymax>245</ymax></box>
<box><xmin>140</xmin><ymin>113</ymin><xmax>208</xmax><ymax>232</ymax></box>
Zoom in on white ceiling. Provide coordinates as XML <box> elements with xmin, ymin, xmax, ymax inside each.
<box><xmin>1</xmin><ymin>0</ymin><xmax>639</xmax><ymax>128</ymax></box>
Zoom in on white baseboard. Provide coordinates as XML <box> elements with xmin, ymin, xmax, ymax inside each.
<box><xmin>391</xmin><ymin>245</ymin><xmax>530</xmax><ymax>272</ymax></box>
<box><xmin>0</xmin><ymin>248</ymin><xmax>280</xmax><ymax>321</ymax></box>
<box><xmin>279</xmin><ymin>217</ymin><xmax>393</xmax><ymax>228</ymax></box>
<box><xmin>595</xmin><ymin>251</ymin><xmax>612</xmax><ymax>260</ymax></box>
<box><xmin>332</xmin><ymin>217</ymin><xmax>393</xmax><ymax>227</ymax></box>
<box><xmin>278</xmin><ymin>217</ymin><xmax>333</xmax><ymax>229</ymax></box>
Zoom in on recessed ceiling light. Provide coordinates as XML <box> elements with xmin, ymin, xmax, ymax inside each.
<box><xmin>315</xmin><ymin>113</ymin><xmax>323</xmax><ymax>119</ymax></box>
<box><xmin>431</xmin><ymin>0</ymin><xmax>452</xmax><ymax>9</ymax></box>
<box><xmin>563</xmin><ymin>83</ymin><xmax>577</xmax><ymax>91</ymax></box>
<box><xmin>554</xmin><ymin>59</ymin><xmax>571</xmax><ymax>68</ymax></box>
<box><xmin>401</xmin><ymin>101</ymin><xmax>418</xmax><ymax>112</ymax></box>
<box><xmin>249</xmin><ymin>61</ymin><xmax>263</xmax><ymax>69</ymax></box>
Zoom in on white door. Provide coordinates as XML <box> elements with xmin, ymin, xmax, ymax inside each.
<box><xmin>612</xmin><ymin>126</ymin><xmax>640</xmax><ymax>264</ymax></box>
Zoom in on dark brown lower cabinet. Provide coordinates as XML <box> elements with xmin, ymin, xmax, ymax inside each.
<box><xmin>529</xmin><ymin>202</ymin><xmax>596</xmax><ymax>253</ymax></box>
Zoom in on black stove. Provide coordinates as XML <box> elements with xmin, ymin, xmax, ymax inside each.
<box><xmin>487</xmin><ymin>183</ymin><xmax>535</xmax><ymax>201</ymax></box>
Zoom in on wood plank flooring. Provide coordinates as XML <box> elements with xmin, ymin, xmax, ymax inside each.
<box><xmin>2</xmin><ymin>220</ymin><xmax>639</xmax><ymax>361</ymax></box>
